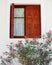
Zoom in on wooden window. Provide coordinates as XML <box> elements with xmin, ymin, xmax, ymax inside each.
<box><xmin>10</xmin><ymin>3</ymin><xmax>41</xmax><ymax>38</ymax></box>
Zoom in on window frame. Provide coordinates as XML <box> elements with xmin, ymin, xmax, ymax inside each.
<box><xmin>10</xmin><ymin>3</ymin><xmax>41</xmax><ymax>38</ymax></box>
<box><xmin>10</xmin><ymin>4</ymin><xmax>26</xmax><ymax>38</ymax></box>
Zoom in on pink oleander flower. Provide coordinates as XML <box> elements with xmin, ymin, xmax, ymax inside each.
<box><xmin>7</xmin><ymin>63</ymin><xmax>11</xmax><ymax>65</ymax></box>
<box><xmin>10</xmin><ymin>49</ymin><xmax>14</xmax><ymax>54</ymax></box>
<box><xmin>29</xmin><ymin>39</ymin><xmax>37</xmax><ymax>43</ymax></box>
<box><xmin>31</xmin><ymin>60</ymin><xmax>34</xmax><ymax>64</ymax></box>
<box><xmin>0</xmin><ymin>55</ymin><xmax>2</xmax><ymax>59</ymax></box>
<box><xmin>49</xmin><ymin>30</ymin><xmax>52</xmax><ymax>33</ymax></box>
<box><xmin>18</xmin><ymin>41</ymin><xmax>22</xmax><ymax>44</ymax></box>
<box><xmin>14</xmin><ymin>43</ymin><xmax>17</xmax><ymax>46</ymax></box>
<box><xmin>5</xmin><ymin>56</ymin><xmax>10</xmax><ymax>61</ymax></box>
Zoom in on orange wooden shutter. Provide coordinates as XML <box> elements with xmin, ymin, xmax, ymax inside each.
<box><xmin>26</xmin><ymin>5</ymin><xmax>41</xmax><ymax>38</ymax></box>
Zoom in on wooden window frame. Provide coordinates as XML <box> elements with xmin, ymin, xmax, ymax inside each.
<box><xmin>10</xmin><ymin>4</ymin><xmax>26</xmax><ymax>38</ymax></box>
<box><xmin>10</xmin><ymin>3</ymin><xmax>41</xmax><ymax>38</ymax></box>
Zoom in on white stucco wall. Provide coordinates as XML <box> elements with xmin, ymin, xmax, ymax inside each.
<box><xmin>0</xmin><ymin>0</ymin><xmax>52</xmax><ymax>64</ymax></box>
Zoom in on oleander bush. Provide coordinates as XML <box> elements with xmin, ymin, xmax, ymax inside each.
<box><xmin>0</xmin><ymin>31</ymin><xmax>52</xmax><ymax>65</ymax></box>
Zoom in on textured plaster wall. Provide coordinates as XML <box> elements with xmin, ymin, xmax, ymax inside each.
<box><xmin>0</xmin><ymin>0</ymin><xmax>52</xmax><ymax>64</ymax></box>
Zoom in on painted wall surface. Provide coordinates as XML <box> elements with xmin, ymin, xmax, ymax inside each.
<box><xmin>0</xmin><ymin>0</ymin><xmax>52</xmax><ymax>64</ymax></box>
